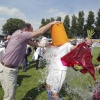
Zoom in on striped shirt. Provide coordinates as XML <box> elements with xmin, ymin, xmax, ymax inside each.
<box><xmin>1</xmin><ymin>30</ymin><xmax>31</xmax><ymax>68</ymax></box>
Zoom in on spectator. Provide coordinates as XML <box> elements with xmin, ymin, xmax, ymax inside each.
<box><xmin>22</xmin><ymin>44</ymin><xmax>32</xmax><ymax>72</ymax></box>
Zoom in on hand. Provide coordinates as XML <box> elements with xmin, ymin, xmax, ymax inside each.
<box><xmin>50</xmin><ymin>21</ymin><xmax>61</xmax><ymax>26</ymax></box>
<box><xmin>95</xmin><ymin>65</ymin><xmax>100</xmax><ymax>71</ymax></box>
<box><xmin>45</xmin><ymin>42</ymin><xmax>52</xmax><ymax>47</ymax></box>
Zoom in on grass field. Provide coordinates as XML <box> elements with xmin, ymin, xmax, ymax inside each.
<box><xmin>0</xmin><ymin>47</ymin><xmax>100</xmax><ymax>100</ymax></box>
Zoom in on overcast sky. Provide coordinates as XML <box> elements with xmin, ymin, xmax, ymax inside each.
<box><xmin>0</xmin><ymin>0</ymin><xmax>100</xmax><ymax>34</ymax></box>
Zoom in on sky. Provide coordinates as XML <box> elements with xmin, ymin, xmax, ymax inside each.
<box><xmin>0</xmin><ymin>0</ymin><xmax>100</xmax><ymax>34</ymax></box>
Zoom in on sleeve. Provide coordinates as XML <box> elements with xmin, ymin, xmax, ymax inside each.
<box><xmin>67</xmin><ymin>43</ymin><xmax>74</xmax><ymax>52</ymax></box>
<box><xmin>21</xmin><ymin>32</ymin><xmax>32</xmax><ymax>41</ymax></box>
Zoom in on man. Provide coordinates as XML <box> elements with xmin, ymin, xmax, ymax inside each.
<box><xmin>0</xmin><ymin>21</ymin><xmax>59</xmax><ymax>100</ymax></box>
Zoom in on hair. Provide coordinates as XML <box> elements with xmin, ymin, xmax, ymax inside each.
<box><xmin>20</xmin><ymin>23</ymin><xmax>32</xmax><ymax>31</ymax></box>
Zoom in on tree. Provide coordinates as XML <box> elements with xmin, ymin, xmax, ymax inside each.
<box><xmin>77</xmin><ymin>11</ymin><xmax>85</xmax><ymax>38</ymax></box>
<box><xmin>94</xmin><ymin>9</ymin><xmax>100</xmax><ymax>39</ymax></box>
<box><xmin>84</xmin><ymin>11</ymin><xmax>95</xmax><ymax>38</ymax></box>
<box><xmin>86</xmin><ymin>11</ymin><xmax>95</xmax><ymax>27</ymax></box>
<box><xmin>2</xmin><ymin>18</ymin><xmax>25</xmax><ymax>35</ymax></box>
<box><xmin>40</xmin><ymin>17</ymin><xmax>55</xmax><ymax>38</ymax></box>
<box><xmin>70</xmin><ymin>15</ymin><xmax>78</xmax><ymax>38</ymax></box>
<box><xmin>50</xmin><ymin>17</ymin><xmax>55</xmax><ymax>22</ymax></box>
<box><xmin>56</xmin><ymin>16</ymin><xmax>62</xmax><ymax>21</ymax></box>
<box><xmin>40</xmin><ymin>18</ymin><xmax>51</xmax><ymax>37</ymax></box>
<box><xmin>41</xmin><ymin>18</ymin><xmax>46</xmax><ymax>26</ymax></box>
<box><xmin>63</xmin><ymin>15</ymin><xmax>72</xmax><ymax>38</ymax></box>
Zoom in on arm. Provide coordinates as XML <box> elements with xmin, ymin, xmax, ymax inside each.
<box><xmin>30</xmin><ymin>21</ymin><xmax>60</xmax><ymax>38</ymax></box>
<box><xmin>27</xmin><ymin>40</ymin><xmax>45</xmax><ymax>47</ymax></box>
<box><xmin>70</xmin><ymin>45</ymin><xmax>77</xmax><ymax>51</ymax></box>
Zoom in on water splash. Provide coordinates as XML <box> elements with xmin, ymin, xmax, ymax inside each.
<box><xmin>61</xmin><ymin>68</ymin><xmax>94</xmax><ymax>100</ymax></box>
<box><xmin>38</xmin><ymin>47</ymin><xmax>95</xmax><ymax>100</ymax></box>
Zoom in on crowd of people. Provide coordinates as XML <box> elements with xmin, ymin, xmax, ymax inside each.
<box><xmin>0</xmin><ymin>21</ymin><xmax>100</xmax><ymax>100</ymax></box>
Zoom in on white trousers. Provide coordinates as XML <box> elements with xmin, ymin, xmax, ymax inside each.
<box><xmin>46</xmin><ymin>69</ymin><xmax>66</xmax><ymax>93</ymax></box>
<box><xmin>0</xmin><ymin>63</ymin><xmax>18</xmax><ymax>100</ymax></box>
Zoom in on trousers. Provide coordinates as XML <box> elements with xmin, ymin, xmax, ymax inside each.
<box><xmin>0</xmin><ymin>63</ymin><xmax>18</xmax><ymax>100</ymax></box>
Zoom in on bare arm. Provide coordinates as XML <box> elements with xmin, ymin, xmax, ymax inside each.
<box><xmin>71</xmin><ymin>45</ymin><xmax>77</xmax><ymax>51</ymax></box>
<box><xmin>27</xmin><ymin>40</ymin><xmax>45</xmax><ymax>47</ymax></box>
<box><xmin>30</xmin><ymin>21</ymin><xmax>60</xmax><ymax>38</ymax></box>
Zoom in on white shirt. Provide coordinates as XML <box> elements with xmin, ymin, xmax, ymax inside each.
<box><xmin>45</xmin><ymin>42</ymin><xmax>73</xmax><ymax>70</ymax></box>
<box><xmin>39</xmin><ymin>37</ymin><xmax>48</xmax><ymax>56</ymax></box>
<box><xmin>40</xmin><ymin>37</ymin><xmax>48</xmax><ymax>45</ymax></box>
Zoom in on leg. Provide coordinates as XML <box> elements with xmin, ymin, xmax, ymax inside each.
<box><xmin>35</xmin><ymin>55</ymin><xmax>40</xmax><ymax>70</ymax></box>
<box><xmin>25</xmin><ymin>55</ymin><xmax>29</xmax><ymax>66</ymax></box>
<box><xmin>46</xmin><ymin>84</ymin><xmax>52</xmax><ymax>100</ymax></box>
<box><xmin>2</xmin><ymin>66</ymin><xmax>18</xmax><ymax>100</ymax></box>
<box><xmin>40</xmin><ymin>56</ymin><xmax>44</xmax><ymax>68</ymax></box>
<box><xmin>46</xmin><ymin>69</ymin><xmax>66</xmax><ymax>100</ymax></box>
<box><xmin>22</xmin><ymin>58</ymin><xmax>26</xmax><ymax>72</ymax></box>
<box><xmin>46</xmin><ymin>84</ymin><xmax>59</xmax><ymax>100</ymax></box>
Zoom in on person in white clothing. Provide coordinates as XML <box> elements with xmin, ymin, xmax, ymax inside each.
<box><xmin>39</xmin><ymin>36</ymin><xmax>48</xmax><ymax>68</ymax></box>
<box><xmin>33</xmin><ymin>36</ymin><xmax>48</xmax><ymax>70</ymax></box>
<box><xmin>44</xmin><ymin>38</ymin><xmax>93</xmax><ymax>100</ymax></box>
<box><xmin>44</xmin><ymin>42</ymin><xmax>74</xmax><ymax>100</ymax></box>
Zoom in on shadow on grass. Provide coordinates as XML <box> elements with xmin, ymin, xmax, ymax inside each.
<box><xmin>18</xmin><ymin>60</ymin><xmax>36</xmax><ymax>71</ymax></box>
<box><xmin>17</xmin><ymin>75</ymin><xmax>31</xmax><ymax>86</ymax></box>
<box><xmin>26</xmin><ymin>60</ymin><xmax>46</xmax><ymax>71</ymax></box>
<box><xmin>21</xmin><ymin>83</ymin><xmax>46</xmax><ymax>100</ymax></box>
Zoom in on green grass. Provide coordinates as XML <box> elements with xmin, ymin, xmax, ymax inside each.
<box><xmin>0</xmin><ymin>47</ymin><xmax>100</xmax><ymax>100</ymax></box>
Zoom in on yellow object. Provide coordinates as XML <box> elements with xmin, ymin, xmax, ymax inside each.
<box><xmin>87</xmin><ymin>29</ymin><xmax>95</xmax><ymax>39</ymax></box>
<box><xmin>50</xmin><ymin>22</ymin><xmax>69</xmax><ymax>46</ymax></box>
<box><xmin>73</xmin><ymin>64</ymin><xmax>83</xmax><ymax>71</ymax></box>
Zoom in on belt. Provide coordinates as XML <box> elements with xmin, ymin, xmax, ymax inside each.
<box><xmin>1</xmin><ymin>62</ymin><xmax>15</xmax><ymax>68</ymax></box>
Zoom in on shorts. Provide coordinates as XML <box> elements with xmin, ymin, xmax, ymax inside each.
<box><xmin>46</xmin><ymin>69</ymin><xmax>66</xmax><ymax>93</ymax></box>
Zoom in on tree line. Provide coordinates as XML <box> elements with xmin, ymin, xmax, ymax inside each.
<box><xmin>2</xmin><ymin>9</ymin><xmax>100</xmax><ymax>39</ymax></box>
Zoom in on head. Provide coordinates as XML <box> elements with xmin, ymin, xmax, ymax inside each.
<box><xmin>7</xmin><ymin>35</ymin><xmax>11</xmax><ymax>40</ymax></box>
<box><xmin>85</xmin><ymin>38</ymin><xmax>93</xmax><ymax>47</ymax></box>
<box><xmin>20</xmin><ymin>23</ymin><xmax>33</xmax><ymax>32</ymax></box>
